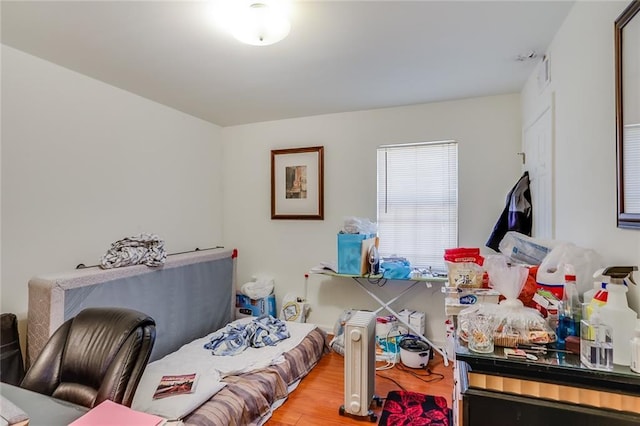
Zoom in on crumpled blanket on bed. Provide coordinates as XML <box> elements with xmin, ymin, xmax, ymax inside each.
<box><xmin>204</xmin><ymin>315</ymin><xmax>290</xmax><ymax>356</ymax></box>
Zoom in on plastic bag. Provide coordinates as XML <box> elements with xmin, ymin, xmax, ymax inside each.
<box><xmin>487</xmin><ymin>301</ymin><xmax>556</xmax><ymax>347</ymax></box>
<box><xmin>519</xmin><ymin>268</ymin><xmax>539</xmax><ymax>308</ymax></box>
<box><xmin>328</xmin><ymin>309</ymin><xmax>355</xmax><ymax>356</ymax></box>
<box><xmin>537</xmin><ymin>243</ymin><xmax>604</xmax><ymax>296</ymax></box>
<box><xmin>240</xmin><ymin>275</ymin><xmax>275</xmax><ymax>299</ymax></box>
<box><xmin>498</xmin><ymin>231</ymin><xmax>555</xmax><ymax>265</ymax></box>
<box><xmin>444</xmin><ymin>248</ymin><xmax>484</xmax><ymax>288</ymax></box>
<box><xmin>279</xmin><ymin>292</ymin><xmax>309</xmax><ymax>323</ymax></box>
<box><xmin>484</xmin><ymin>255</ymin><xmax>529</xmax><ymax>300</ymax></box>
<box><xmin>341</xmin><ymin>217</ymin><xmax>377</xmax><ymax>235</ymax></box>
<box><xmin>381</xmin><ymin>258</ymin><xmax>411</xmax><ymax>279</ymax></box>
<box><xmin>470</xmin><ymin>255</ymin><xmax>556</xmax><ymax>347</ymax></box>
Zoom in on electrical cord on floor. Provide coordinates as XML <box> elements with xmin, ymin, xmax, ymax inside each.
<box><xmin>375</xmin><ymin>364</ymin><xmax>446</xmax><ymax>402</ymax></box>
<box><xmin>375</xmin><ymin>325</ymin><xmax>399</xmax><ymax>371</ymax></box>
<box><xmin>376</xmin><ymin>358</ymin><xmax>396</xmax><ymax>371</ymax></box>
<box><xmin>395</xmin><ymin>363</ymin><xmax>445</xmax><ymax>383</ymax></box>
<box><xmin>375</xmin><ymin>372</ymin><xmax>406</xmax><ymax>391</ymax></box>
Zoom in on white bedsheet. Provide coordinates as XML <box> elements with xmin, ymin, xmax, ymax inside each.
<box><xmin>132</xmin><ymin>318</ymin><xmax>317</xmax><ymax>420</ymax></box>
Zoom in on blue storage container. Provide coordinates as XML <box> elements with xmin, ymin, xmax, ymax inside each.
<box><xmin>337</xmin><ymin>233</ymin><xmax>375</xmax><ymax>275</ymax></box>
<box><xmin>235</xmin><ymin>293</ymin><xmax>276</xmax><ymax>318</ymax></box>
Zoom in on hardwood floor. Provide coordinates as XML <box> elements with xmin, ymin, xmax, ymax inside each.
<box><xmin>267</xmin><ymin>350</ymin><xmax>454</xmax><ymax>425</ymax></box>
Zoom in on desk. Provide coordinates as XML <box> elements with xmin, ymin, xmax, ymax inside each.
<box><xmin>314</xmin><ymin>271</ymin><xmax>450</xmax><ymax>366</ymax></box>
<box><xmin>0</xmin><ymin>383</ymin><xmax>88</xmax><ymax>425</ymax></box>
<box><xmin>454</xmin><ymin>340</ymin><xmax>640</xmax><ymax>426</ymax></box>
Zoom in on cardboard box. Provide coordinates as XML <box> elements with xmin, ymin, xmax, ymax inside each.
<box><xmin>235</xmin><ymin>293</ymin><xmax>276</xmax><ymax>319</ymax></box>
<box><xmin>443</xmin><ymin>287</ymin><xmax>501</xmax><ymax>316</ymax></box>
<box><xmin>397</xmin><ymin>309</ymin><xmax>425</xmax><ymax>336</ymax></box>
<box><xmin>376</xmin><ymin>316</ymin><xmax>407</xmax><ymax>339</ymax></box>
<box><xmin>337</xmin><ymin>233</ymin><xmax>376</xmax><ymax>275</ymax></box>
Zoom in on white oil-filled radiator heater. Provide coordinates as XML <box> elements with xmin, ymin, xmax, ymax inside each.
<box><xmin>339</xmin><ymin>310</ymin><xmax>382</xmax><ymax>422</ymax></box>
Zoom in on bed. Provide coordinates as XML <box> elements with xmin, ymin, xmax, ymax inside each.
<box><xmin>27</xmin><ymin>248</ymin><xmax>327</xmax><ymax>425</ymax></box>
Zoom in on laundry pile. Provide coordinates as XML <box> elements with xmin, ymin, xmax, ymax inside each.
<box><xmin>204</xmin><ymin>315</ymin><xmax>290</xmax><ymax>356</ymax></box>
<box><xmin>100</xmin><ymin>233</ymin><xmax>167</xmax><ymax>269</ymax></box>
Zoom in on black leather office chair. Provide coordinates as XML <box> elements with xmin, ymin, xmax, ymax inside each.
<box><xmin>21</xmin><ymin>307</ymin><xmax>156</xmax><ymax>408</ymax></box>
<box><xmin>0</xmin><ymin>313</ymin><xmax>25</xmax><ymax>385</ymax></box>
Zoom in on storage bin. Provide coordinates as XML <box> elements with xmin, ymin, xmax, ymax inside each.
<box><xmin>398</xmin><ymin>309</ymin><xmax>425</xmax><ymax>335</ymax></box>
<box><xmin>235</xmin><ymin>293</ymin><xmax>276</xmax><ymax>318</ymax></box>
<box><xmin>337</xmin><ymin>233</ymin><xmax>375</xmax><ymax>275</ymax></box>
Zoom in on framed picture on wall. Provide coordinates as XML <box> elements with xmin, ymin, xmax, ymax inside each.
<box><xmin>271</xmin><ymin>146</ymin><xmax>324</xmax><ymax>220</ymax></box>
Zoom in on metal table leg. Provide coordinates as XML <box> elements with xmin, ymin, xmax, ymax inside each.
<box><xmin>351</xmin><ymin>277</ymin><xmax>449</xmax><ymax>366</ymax></box>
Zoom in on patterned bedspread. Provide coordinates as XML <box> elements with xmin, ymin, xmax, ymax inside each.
<box><xmin>183</xmin><ymin>327</ymin><xmax>328</xmax><ymax>426</ymax></box>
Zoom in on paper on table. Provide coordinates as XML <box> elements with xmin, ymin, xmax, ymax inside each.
<box><xmin>69</xmin><ymin>400</ymin><xmax>165</xmax><ymax>426</ymax></box>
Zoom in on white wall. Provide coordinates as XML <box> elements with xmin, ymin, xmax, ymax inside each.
<box><xmin>222</xmin><ymin>94</ymin><xmax>522</xmax><ymax>344</ymax></box>
<box><xmin>0</xmin><ymin>46</ymin><xmax>224</xmax><ymax>334</ymax></box>
<box><xmin>5</xmin><ymin>0</ymin><xmax>640</xmax><ymax>355</ymax></box>
<box><xmin>1</xmin><ymin>47</ymin><xmax>524</xmax><ymax>350</ymax></box>
<box><xmin>522</xmin><ymin>0</ymin><xmax>640</xmax><ymax>313</ymax></box>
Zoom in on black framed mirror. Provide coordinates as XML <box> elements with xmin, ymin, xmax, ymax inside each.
<box><xmin>615</xmin><ymin>0</ymin><xmax>640</xmax><ymax>229</ymax></box>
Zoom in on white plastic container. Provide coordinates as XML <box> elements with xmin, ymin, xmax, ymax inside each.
<box><xmin>580</xmin><ymin>309</ymin><xmax>613</xmax><ymax>371</ymax></box>
<box><xmin>599</xmin><ymin>283</ymin><xmax>637</xmax><ymax>366</ymax></box>
<box><xmin>584</xmin><ymin>269</ymin><xmax>607</xmax><ymax>304</ymax></box>
<box><xmin>631</xmin><ymin>320</ymin><xmax>640</xmax><ymax>373</ymax></box>
<box><xmin>583</xmin><ymin>283</ymin><xmax>599</xmax><ymax>305</ymax></box>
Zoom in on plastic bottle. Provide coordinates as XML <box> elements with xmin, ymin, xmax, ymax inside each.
<box><xmin>583</xmin><ymin>269</ymin><xmax>606</xmax><ymax>305</ymax></box>
<box><xmin>583</xmin><ymin>282</ymin><xmax>600</xmax><ymax>305</ymax></box>
<box><xmin>556</xmin><ymin>265</ymin><xmax>581</xmax><ymax>350</ymax></box>
<box><xmin>598</xmin><ymin>266</ymin><xmax>638</xmax><ymax>366</ymax></box>
<box><xmin>585</xmin><ymin>282</ymin><xmax>608</xmax><ymax>321</ymax></box>
<box><xmin>631</xmin><ymin>321</ymin><xmax>640</xmax><ymax>374</ymax></box>
<box><xmin>546</xmin><ymin>307</ymin><xmax>559</xmax><ymax>333</ymax></box>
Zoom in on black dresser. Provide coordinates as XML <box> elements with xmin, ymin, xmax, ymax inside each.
<box><xmin>454</xmin><ymin>341</ymin><xmax>640</xmax><ymax>426</ymax></box>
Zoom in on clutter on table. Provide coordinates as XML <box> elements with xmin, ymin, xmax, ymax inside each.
<box><xmin>450</xmin><ymin>232</ymin><xmax>640</xmax><ymax>373</ymax></box>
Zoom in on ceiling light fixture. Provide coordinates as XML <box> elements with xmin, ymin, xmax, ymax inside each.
<box><xmin>231</xmin><ymin>1</ymin><xmax>291</xmax><ymax>46</ymax></box>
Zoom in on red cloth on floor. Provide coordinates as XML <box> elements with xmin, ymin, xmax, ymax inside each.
<box><xmin>379</xmin><ymin>390</ymin><xmax>450</xmax><ymax>425</ymax></box>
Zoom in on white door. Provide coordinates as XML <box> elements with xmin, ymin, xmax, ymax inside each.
<box><xmin>523</xmin><ymin>101</ymin><xmax>554</xmax><ymax>239</ymax></box>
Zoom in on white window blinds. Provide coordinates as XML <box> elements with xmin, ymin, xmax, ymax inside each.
<box><xmin>376</xmin><ymin>141</ymin><xmax>458</xmax><ymax>271</ymax></box>
<box><xmin>623</xmin><ymin>124</ymin><xmax>640</xmax><ymax>213</ymax></box>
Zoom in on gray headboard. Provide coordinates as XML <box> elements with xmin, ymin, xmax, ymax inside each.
<box><xmin>27</xmin><ymin>248</ymin><xmax>236</xmax><ymax>366</ymax></box>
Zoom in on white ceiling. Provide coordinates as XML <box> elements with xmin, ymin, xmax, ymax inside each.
<box><xmin>1</xmin><ymin>1</ymin><xmax>575</xmax><ymax>127</ymax></box>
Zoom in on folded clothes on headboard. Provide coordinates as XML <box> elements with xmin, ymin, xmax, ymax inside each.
<box><xmin>27</xmin><ymin>248</ymin><xmax>236</xmax><ymax>366</ymax></box>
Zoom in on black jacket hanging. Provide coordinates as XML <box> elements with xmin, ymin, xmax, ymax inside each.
<box><xmin>486</xmin><ymin>171</ymin><xmax>532</xmax><ymax>251</ymax></box>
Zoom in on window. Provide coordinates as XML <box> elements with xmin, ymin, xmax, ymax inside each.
<box><xmin>376</xmin><ymin>141</ymin><xmax>458</xmax><ymax>271</ymax></box>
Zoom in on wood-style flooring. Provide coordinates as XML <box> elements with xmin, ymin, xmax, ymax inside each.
<box><xmin>266</xmin><ymin>349</ymin><xmax>454</xmax><ymax>425</ymax></box>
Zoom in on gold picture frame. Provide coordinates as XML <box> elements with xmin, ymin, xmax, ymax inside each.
<box><xmin>271</xmin><ymin>146</ymin><xmax>324</xmax><ymax>220</ymax></box>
